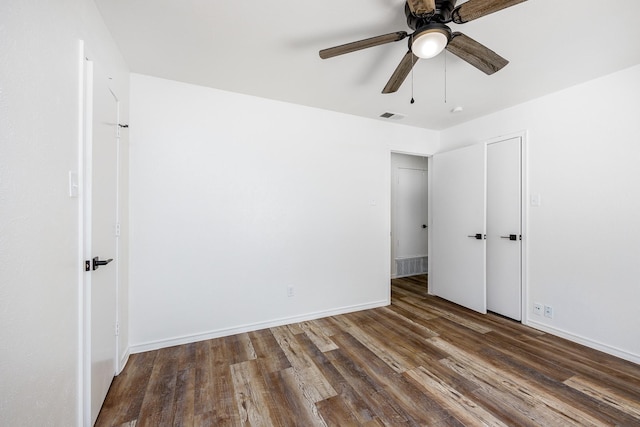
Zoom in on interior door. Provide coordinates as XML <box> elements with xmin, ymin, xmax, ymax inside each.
<box><xmin>85</xmin><ymin>58</ymin><xmax>119</xmax><ymax>425</ymax></box>
<box><xmin>487</xmin><ymin>137</ymin><xmax>522</xmax><ymax>320</ymax></box>
<box><xmin>431</xmin><ymin>143</ymin><xmax>486</xmax><ymax>313</ymax></box>
<box><xmin>396</xmin><ymin>168</ymin><xmax>429</xmax><ymax>258</ymax></box>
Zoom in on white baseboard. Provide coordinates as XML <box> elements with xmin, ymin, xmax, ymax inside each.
<box><xmin>129</xmin><ymin>299</ymin><xmax>389</xmax><ymax>355</ymax></box>
<box><xmin>117</xmin><ymin>349</ymin><xmax>130</xmax><ymax>375</ymax></box>
<box><xmin>526</xmin><ymin>320</ymin><xmax>640</xmax><ymax>365</ymax></box>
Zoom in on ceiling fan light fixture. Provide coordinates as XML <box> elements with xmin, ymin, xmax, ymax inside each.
<box><xmin>411</xmin><ymin>25</ymin><xmax>450</xmax><ymax>59</ymax></box>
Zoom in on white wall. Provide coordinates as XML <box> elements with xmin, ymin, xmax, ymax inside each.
<box><xmin>0</xmin><ymin>1</ymin><xmax>129</xmax><ymax>425</ymax></box>
<box><xmin>129</xmin><ymin>74</ymin><xmax>438</xmax><ymax>351</ymax></box>
<box><xmin>441</xmin><ymin>65</ymin><xmax>640</xmax><ymax>362</ymax></box>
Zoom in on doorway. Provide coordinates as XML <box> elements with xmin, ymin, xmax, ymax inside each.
<box><xmin>391</xmin><ymin>153</ymin><xmax>429</xmax><ymax>279</ymax></box>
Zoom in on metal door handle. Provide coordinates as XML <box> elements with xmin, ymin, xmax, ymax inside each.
<box><xmin>500</xmin><ymin>234</ymin><xmax>520</xmax><ymax>241</ymax></box>
<box><xmin>92</xmin><ymin>257</ymin><xmax>113</xmax><ymax>271</ymax></box>
<box><xmin>467</xmin><ymin>234</ymin><xmax>485</xmax><ymax>240</ymax></box>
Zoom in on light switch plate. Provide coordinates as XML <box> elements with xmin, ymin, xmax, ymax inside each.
<box><xmin>68</xmin><ymin>171</ymin><xmax>79</xmax><ymax>198</ymax></box>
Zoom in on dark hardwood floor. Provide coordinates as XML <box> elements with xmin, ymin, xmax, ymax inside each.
<box><xmin>96</xmin><ymin>275</ymin><xmax>640</xmax><ymax>426</ymax></box>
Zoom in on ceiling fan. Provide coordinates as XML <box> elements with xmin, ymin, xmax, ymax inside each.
<box><xmin>319</xmin><ymin>0</ymin><xmax>527</xmax><ymax>94</ymax></box>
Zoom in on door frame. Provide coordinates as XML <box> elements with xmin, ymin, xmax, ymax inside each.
<box><xmin>77</xmin><ymin>40</ymin><xmax>122</xmax><ymax>426</ymax></box>
<box><xmin>390</xmin><ymin>153</ymin><xmax>429</xmax><ymax>278</ymax></box>
<box><xmin>482</xmin><ymin>131</ymin><xmax>529</xmax><ymax>324</ymax></box>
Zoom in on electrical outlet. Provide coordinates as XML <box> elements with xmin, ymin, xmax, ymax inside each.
<box><xmin>287</xmin><ymin>286</ymin><xmax>295</xmax><ymax>297</ymax></box>
<box><xmin>544</xmin><ymin>305</ymin><xmax>553</xmax><ymax>318</ymax></box>
<box><xmin>533</xmin><ymin>303</ymin><xmax>543</xmax><ymax>316</ymax></box>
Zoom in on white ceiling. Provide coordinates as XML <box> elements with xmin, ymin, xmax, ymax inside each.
<box><xmin>95</xmin><ymin>0</ymin><xmax>640</xmax><ymax>130</ymax></box>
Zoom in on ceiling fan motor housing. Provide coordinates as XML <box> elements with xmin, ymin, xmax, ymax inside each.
<box><xmin>405</xmin><ymin>0</ymin><xmax>456</xmax><ymax>29</ymax></box>
<box><xmin>409</xmin><ymin>22</ymin><xmax>452</xmax><ymax>49</ymax></box>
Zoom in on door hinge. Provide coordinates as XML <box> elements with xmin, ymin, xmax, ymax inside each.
<box><xmin>115</xmin><ymin>322</ymin><xmax>120</xmax><ymax>336</ymax></box>
<box><xmin>115</xmin><ymin>222</ymin><xmax>121</xmax><ymax>237</ymax></box>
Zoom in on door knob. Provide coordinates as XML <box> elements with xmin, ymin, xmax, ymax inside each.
<box><xmin>422</xmin><ymin>224</ymin><xmax>427</xmax><ymax>229</ymax></box>
<box><xmin>467</xmin><ymin>233</ymin><xmax>485</xmax><ymax>240</ymax></box>
<box><xmin>92</xmin><ymin>256</ymin><xmax>113</xmax><ymax>271</ymax></box>
<box><xmin>500</xmin><ymin>234</ymin><xmax>520</xmax><ymax>241</ymax></box>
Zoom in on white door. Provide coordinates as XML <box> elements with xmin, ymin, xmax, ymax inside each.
<box><xmin>431</xmin><ymin>144</ymin><xmax>487</xmax><ymax>313</ymax></box>
<box><xmin>396</xmin><ymin>168</ymin><xmax>429</xmax><ymax>258</ymax></box>
<box><xmin>487</xmin><ymin>137</ymin><xmax>522</xmax><ymax>320</ymax></box>
<box><xmin>84</xmin><ymin>58</ymin><xmax>119</xmax><ymax>425</ymax></box>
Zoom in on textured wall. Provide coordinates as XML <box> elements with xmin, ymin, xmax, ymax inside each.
<box><xmin>0</xmin><ymin>1</ymin><xmax>129</xmax><ymax>425</ymax></box>
<box><xmin>128</xmin><ymin>74</ymin><xmax>437</xmax><ymax>352</ymax></box>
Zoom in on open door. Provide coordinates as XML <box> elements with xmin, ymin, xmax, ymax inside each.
<box><xmin>430</xmin><ymin>143</ymin><xmax>486</xmax><ymax>313</ymax></box>
<box><xmin>83</xmin><ymin>55</ymin><xmax>119</xmax><ymax>425</ymax></box>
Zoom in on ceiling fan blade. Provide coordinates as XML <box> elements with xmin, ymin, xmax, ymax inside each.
<box><xmin>382</xmin><ymin>51</ymin><xmax>419</xmax><ymax>94</ymax></box>
<box><xmin>319</xmin><ymin>31</ymin><xmax>408</xmax><ymax>59</ymax></box>
<box><xmin>407</xmin><ymin>0</ymin><xmax>436</xmax><ymax>16</ymax></box>
<box><xmin>452</xmin><ymin>0</ymin><xmax>527</xmax><ymax>24</ymax></box>
<box><xmin>445</xmin><ymin>32</ymin><xmax>508</xmax><ymax>75</ymax></box>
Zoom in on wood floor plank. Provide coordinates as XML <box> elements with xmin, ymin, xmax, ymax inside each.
<box><xmin>193</xmin><ymin>340</ymin><xmax>214</xmax><ymax>417</ymax></box>
<box><xmin>405</xmin><ymin>295</ymin><xmax>494</xmax><ymax>334</ymax></box>
<box><xmin>270</xmin><ymin>367</ymin><xmax>328</xmax><ymax>427</ymax></box>
<box><xmin>387</xmin><ymin>299</ymin><xmax>439</xmax><ymax>323</ymax></box>
<box><xmin>479</xmin><ymin>332</ymin><xmax>576</xmax><ymax>382</ymax></box>
<box><xmin>168</xmin><ymin>342</ymin><xmax>197</xmax><ymax>426</ymax></box>
<box><xmin>96</xmin><ymin>351</ymin><xmax>157</xmax><ymax>426</ymax></box>
<box><xmin>325</xmin><ymin>312</ymin><xmax>416</xmax><ymax>373</ymax></box>
<box><xmin>434</xmin><ymin>339</ymin><xmax>607</xmax><ymax>426</ymax></box>
<box><xmin>135</xmin><ymin>346</ymin><xmax>181</xmax><ymax>427</ymax></box>
<box><xmin>537</xmin><ymin>332</ymin><xmax>640</xmax><ymax>379</ymax></box>
<box><xmin>314</xmin><ymin>395</ymin><xmax>361</xmax><ymax>426</ymax></box>
<box><xmin>354</xmin><ymin>308</ymin><xmax>449</xmax><ymax>366</ymax></box>
<box><xmin>295</xmin><ymin>330</ymin><xmax>379</xmax><ymax>425</ymax></box>
<box><xmin>404</xmin><ymin>365</ymin><xmax>509</xmax><ymax>427</ymax></box>
<box><xmin>247</xmin><ymin>329</ymin><xmax>291</xmax><ymax>374</ymax></box>
<box><xmin>194</xmin><ymin>338</ymin><xmax>240</xmax><ymax>426</ymax></box>
<box><xmin>224</xmin><ymin>333</ymin><xmax>257</xmax><ymax>365</ymax></box>
<box><xmin>477</xmin><ymin>344</ymin><xmax>640</xmax><ymax>426</ymax></box>
<box><xmin>270</xmin><ymin>325</ymin><xmax>337</xmax><ymax>402</ymax></box>
<box><xmin>298</xmin><ymin>320</ymin><xmax>339</xmax><ymax>352</ymax></box>
<box><xmin>323</xmin><ymin>345</ymin><xmax>415</xmax><ymax>425</ymax></box>
<box><xmin>331</xmin><ymin>331</ymin><xmax>459</xmax><ymax>426</ymax></box>
<box><xmin>230</xmin><ymin>359</ymin><xmax>274</xmax><ymax>426</ymax></box>
<box><xmin>96</xmin><ymin>276</ymin><xmax>640</xmax><ymax>426</ymax></box>
<box><xmin>564</xmin><ymin>375</ymin><xmax>640</xmax><ymax>420</ymax></box>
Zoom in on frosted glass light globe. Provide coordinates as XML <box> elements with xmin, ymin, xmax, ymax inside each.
<box><xmin>412</xmin><ymin>30</ymin><xmax>448</xmax><ymax>59</ymax></box>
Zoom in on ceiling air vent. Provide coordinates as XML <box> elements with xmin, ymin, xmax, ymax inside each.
<box><xmin>379</xmin><ymin>112</ymin><xmax>405</xmax><ymax>120</ymax></box>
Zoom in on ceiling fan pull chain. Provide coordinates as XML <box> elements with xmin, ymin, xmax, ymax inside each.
<box><xmin>410</xmin><ymin>49</ymin><xmax>415</xmax><ymax>104</ymax></box>
<box><xmin>444</xmin><ymin>50</ymin><xmax>447</xmax><ymax>104</ymax></box>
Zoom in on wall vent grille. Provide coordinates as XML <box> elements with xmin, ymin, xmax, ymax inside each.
<box><xmin>395</xmin><ymin>256</ymin><xmax>428</xmax><ymax>277</ymax></box>
<box><xmin>379</xmin><ymin>112</ymin><xmax>405</xmax><ymax>120</ymax></box>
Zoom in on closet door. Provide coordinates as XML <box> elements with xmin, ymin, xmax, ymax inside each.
<box><xmin>487</xmin><ymin>137</ymin><xmax>522</xmax><ymax>320</ymax></box>
<box><xmin>431</xmin><ymin>144</ymin><xmax>487</xmax><ymax>313</ymax></box>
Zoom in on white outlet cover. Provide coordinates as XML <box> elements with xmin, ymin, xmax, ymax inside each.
<box><xmin>530</xmin><ymin>194</ymin><xmax>541</xmax><ymax>207</ymax></box>
<box><xmin>533</xmin><ymin>303</ymin><xmax>543</xmax><ymax>315</ymax></box>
